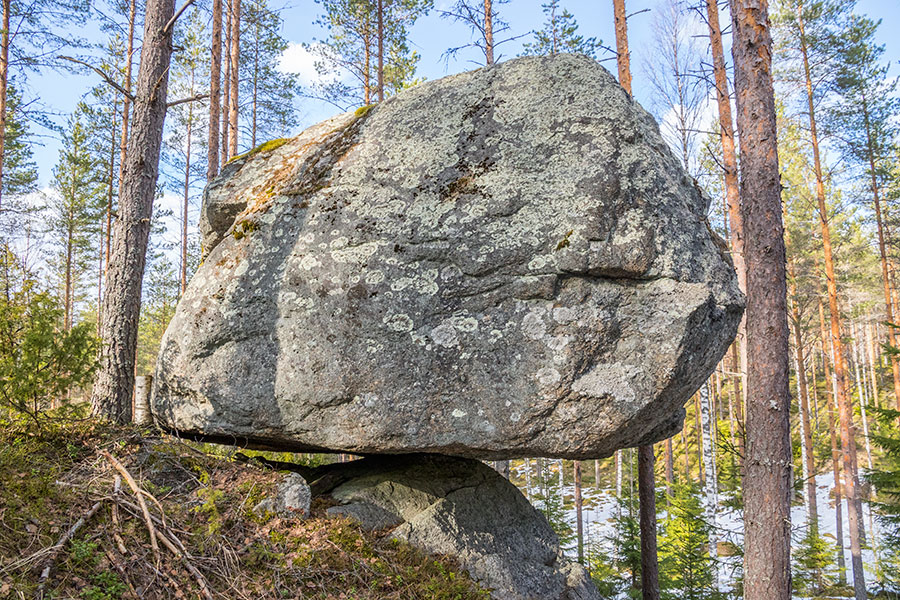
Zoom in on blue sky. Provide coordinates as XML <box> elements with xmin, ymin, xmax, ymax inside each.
<box><xmin>23</xmin><ymin>0</ymin><xmax>900</xmax><ymax>189</ymax></box>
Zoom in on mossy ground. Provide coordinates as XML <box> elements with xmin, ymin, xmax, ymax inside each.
<box><xmin>0</xmin><ymin>406</ymin><xmax>489</xmax><ymax>599</ymax></box>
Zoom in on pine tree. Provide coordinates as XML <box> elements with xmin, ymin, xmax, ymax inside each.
<box><xmin>0</xmin><ymin>0</ymin><xmax>90</xmax><ymax>211</ymax></box>
<box><xmin>774</xmin><ymin>3</ymin><xmax>867</xmax><ymax>596</ymax></box>
<box><xmin>532</xmin><ymin>458</ymin><xmax>575</xmax><ymax>549</ymax></box>
<box><xmin>792</xmin><ymin>521</ymin><xmax>837</xmax><ymax>595</ymax></box>
<box><xmin>606</xmin><ymin>490</ymin><xmax>643</xmax><ymax>595</ymax></box>
<box><xmin>309</xmin><ymin>0</ymin><xmax>430</xmax><ymax>109</ymax></box>
<box><xmin>658</xmin><ymin>482</ymin><xmax>716</xmax><ymax>600</ymax></box>
<box><xmin>92</xmin><ymin>0</ymin><xmax>187</xmax><ymax>423</ymax></box>
<box><xmin>0</xmin><ymin>83</ymin><xmax>35</xmax><ymax>201</ymax></box>
<box><xmin>0</xmin><ymin>245</ymin><xmax>98</xmax><ymax>417</ymax></box>
<box><xmin>438</xmin><ymin>0</ymin><xmax>511</xmax><ymax>65</ymax></box>
<box><xmin>520</xmin><ymin>0</ymin><xmax>600</xmax><ymax>58</ymax></box>
<box><xmin>47</xmin><ymin>106</ymin><xmax>103</xmax><ymax>332</ymax></box>
<box><xmin>165</xmin><ymin>7</ymin><xmax>208</xmax><ymax>294</ymax></box>
<box><xmin>824</xmin><ymin>13</ymin><xmax>900</xmax><ymax>413</ymax></box>
<box><xmin>868</xmin><ymin>403</ymin><xmax>900</xmax><ymax>588</ymax></box>
<box><xmin>240</xmin><ymin>0</ymin><xmax>299</xmax><ymax>148</ymax></box>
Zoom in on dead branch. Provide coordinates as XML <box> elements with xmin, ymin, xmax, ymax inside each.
<box><xmin>115</xmin><ymin>497</ymin><xmax>212</xmax><ymax>599</ymax></box>
<box><xmin>163</xmin><ymin>0</ymin><xmax>198</xmax><ymax>36</ymax></box>
<box><xmin>35</xmin><ymin>499</ymin><xmax>104</xmax><ymax>598</ymax></box>
<box><xmin>155</xmin><ymin>529</ymin><xmax>214</xmax><ymax>600</ymax></box>
<box><xmin>58</xmin><ymin>56</ymin><xmax>135</xmax><ymax>101</ymax></box>
<box><xmin>167</xmin><ymin>93</ymin><xmax>209</xmax><ymax>109</ymax></box>
<box><xmin>100</xmin><ymin>450</ymin><xmax>160</xmax><ymax>564</ymax></box>
<box><xmin>111</xmin><ymin>476</ymin><xmax>129</xmax><ymax>556</ymax></box>
<box><xmin>103</xmin><ymin>548</ymin><xmax>141</xmax><ymax>600</ymax></box>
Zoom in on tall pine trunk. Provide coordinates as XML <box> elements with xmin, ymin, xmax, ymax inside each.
<box><xmin>207</xmin><ymin>0</ymin><xmax>223</xmax><ymax>179</ymax></box>
<box><xmin>612</xmin><ymin>0</ymin><xmax>631</xmax><ymax>95</ymax></box>
<box><xmin>221</xmin><ymin>0</ymin><xmax>232</xmax><ymax>164</ymax></box>
<box><xmin>574</xmin><ymin>460</ymin><xmax>584</xmax><ymax>564</ymax></box>
<box><xmin>91</xmin><ymin>0</ymin><xmax>177</xmax><ymax>423</ymax></box>
<box><xmin>637</xmin><ymin>445</ymin><xmax>659</xmax><ymax>600</ymax></box>
<box><xmin>861</xmin><ymin>93</ymin><xmax>900</xmax><ymax>412</ymax></box>
<box><xmin>789</xmin><ymin>262</ymin><xmax>818</xmax><ymax>528</ymax></box>
<box><xmin>0</xmin><ymin>0</ymin><xmax>10</xmax><ymax>211</ymax></box>
<box><xmin>376</xmin><ymin>0</ymin><xmax>384</xmax><ymax>102</ymax></box>
<box><xmin>797</xmin><ymin>9</ymin><xmax>866</xmax><ymax>596</ymax></box>
<box><xmin>483</xmin><ymin>0</ymin><xmax>493</xmax><ymax>65</ymax></box>
<box><xmin>819</xmin><ymin>297</ymin><xmax>847</xmax><ymax>583</ymax></box>
<box><xmin>117</xmin><ymin>0</ymin><xmax>137</xmax><ymax>213</ymax></box>
<box><xmin>228</xmin><ymin>0</ymin><xmax>240</xmax><ymax>156</ymax></box>
<box><xmin>730</xmin><ymin>2</ymin><xmax>792</xmax><ymax>598</ymax></box>
<box><xmin>181</xmin><ymin>102</ymin><xmax>192</xmax><ymax>294</ymax></box>
<box><xmin>101</xmin><ymin>98</ymin><xmax>119</xmax><ymax>333</ymax></box>
<box><xmin>704</xmin><ymin>0</ymin><xmax>748</xmax><ymax>458</ymax></box>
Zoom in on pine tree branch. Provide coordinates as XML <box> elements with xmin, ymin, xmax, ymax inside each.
<box><xmin>166</xmin><ymin>93</ymin><xmax>209</xmax><ymax>109</ymax></box>
<box><xmin>58</xmin><ymin>56</ymin><xmax>135</xmax><ymax>102</ymax></box>
<box><xmin>164</xmin><ymin>0</ymin><xmax>198</xmax><ymax>36</ymax></box>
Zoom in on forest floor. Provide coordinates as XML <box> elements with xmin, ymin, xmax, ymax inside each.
<box><xmin>0</xmin><ymin>409</ymin><xmax>489</xmax><ymax>600</ymax></box>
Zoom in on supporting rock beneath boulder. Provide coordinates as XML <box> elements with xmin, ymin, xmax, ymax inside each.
<box><xmin>311</xmin><ymin>454</ymin><xmax>600</xmax><ymax>600</ymax></box>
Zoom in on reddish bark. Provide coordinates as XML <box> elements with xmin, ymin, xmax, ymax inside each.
<box><xmin>730</xmin><ymin>2</ymin><xmax>792</xmax><ymax>598</ymax></box>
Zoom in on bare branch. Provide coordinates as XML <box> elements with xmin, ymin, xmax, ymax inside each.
<box><xmin>58</xmin><ymin>56</ymin><xmax>135</xmax><ymax>101</ymax></box>
<box><xmin>164</xmin><ymin>0</ymin><xmax>198</xmax><ymax>36</ymax></box>
<box><xmin>166</xmin><ymin>93</ymin><xmax>209</xmax><ymax>108</ymax></box>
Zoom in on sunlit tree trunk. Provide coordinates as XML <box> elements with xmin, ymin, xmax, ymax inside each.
<box><xmin>228</xmin><ymin>0</ymin><xmax>240</xmax><ymax>156</ymax></box>
<box><xmin>789</xmin><ymin>262</ymin><xmax>818</xmax><ymax>528</ymax></box>
<box><xmin>221</xmin><ymin>0</ymin><xmax>231</xmax><ymax>164</ymax></box>
<box><xmin>208</xmin><ymin>0</ymin><xmax>222</xmax><ymax>179</ymax></box>
<box><xmin>181</xmin><ymin>101</ymin><xmax>192</xmax><ymax>294</ymax></box>
<box><xmin>574</xmin><ymin>460</ymin><xmax>584</xmax><ymax>564</ymax></box>
<box><xmin>376</xmin><ymin>0</ymin><xmax>384</xmax><ymax>102</ymax></box>
<box><xmin>0</xmin><ymin>0</ymin><xmax>9</xmax><ymax>211</ymax></box>
<box><xmin>797</xmin><ymin>7</ymin><xmax>865</xmax><ymax>595</ymax></box>
<box><xmin>484</xmin><ymin>0</ymin><xmax>494</xmax><ymax>65</ymax></box>
<box><xmin>819</xmin><ymin>297</ymin><xmax>847</xmax><ymax>584</ymax></box>
<box><xmin>731</xmin><ymin>2</ymin><xmax>792</xmax><ymax>598</ymax></box>
<box><xmin>92</xmin><ymin>0</ymin><xmax>177</xmax><ymax>423</ymax></box>
<box><xmin>115</xmin><ymin>0</ymin><xmax>137</xmax><ymax>262</ymax></box>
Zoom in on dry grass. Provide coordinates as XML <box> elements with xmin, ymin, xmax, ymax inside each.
<box><xmin>0</xmin><ymin>407</ymin><xmax>489</xmax><ymax>600</ymax></box>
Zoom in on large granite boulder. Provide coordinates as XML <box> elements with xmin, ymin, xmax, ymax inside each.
<box><xmin>318</xmin><ymin>454</ymin><xmax>600</xmax><ymax>600</ymax></box>
<box><xmin>152</xmin><ymin>53</ymin><xmax>743</xmax><ymax>459</ymax></box>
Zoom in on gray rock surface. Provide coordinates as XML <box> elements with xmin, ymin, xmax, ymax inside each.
<box><xmin>321</xmin><ymin>454</ymin><xmax>600</xmax><ymax>600</ymax></box>
<box><xmin>152</xmin><ymin>53</ymin><xmax>743</xmax><ymax>459</ymax></box>
<box><xmin>253</xmin><ymin>472</ymin><xmax>311</xmax><ymax>518</ymax></box>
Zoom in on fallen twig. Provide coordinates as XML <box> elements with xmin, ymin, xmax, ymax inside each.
<box><xmin>111</xmin><ymin>476</ymin><xmax>129</xmax><ymax>556</ymax></box>
<box><xmin>100</xmin><ymin>450</ymin><xmax>160</xmax><ymax>564</ymax></box>
<box><xmin>34</xmin><ymin>499</ymin><xmax>104</xmax><ymax>599</ymax></box>
<box><xmin>114</xmin><ymin>497</ymin><xmax>213</xmax><ymax>599</ymax></box>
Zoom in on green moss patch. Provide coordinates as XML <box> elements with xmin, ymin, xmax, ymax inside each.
<box><xmin>226</xmin><ymin>137</ymin><xmax>291</xmax><ymax>165</ymax></box>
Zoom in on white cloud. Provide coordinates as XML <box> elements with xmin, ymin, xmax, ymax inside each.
<box><xmin>278</xmin><ymin>42</ymin><xmax>325</xmax><ymax>86</ymax></box>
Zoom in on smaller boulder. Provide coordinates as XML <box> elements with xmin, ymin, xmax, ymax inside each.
<box><xmin>253</xmin><ymin>472</ymin><xmax>311</xmax><ymax>518</ymax></box>
<box><xmin>315</xmin><ymin>454</ymin><xmax>600</xmax><ymax>600</ymax></box>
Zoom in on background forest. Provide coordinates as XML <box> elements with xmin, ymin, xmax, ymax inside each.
<box><xmin>0</xmin><ymin>0</ymin><xmax>899</xmax><ymax>599</ymax></box>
